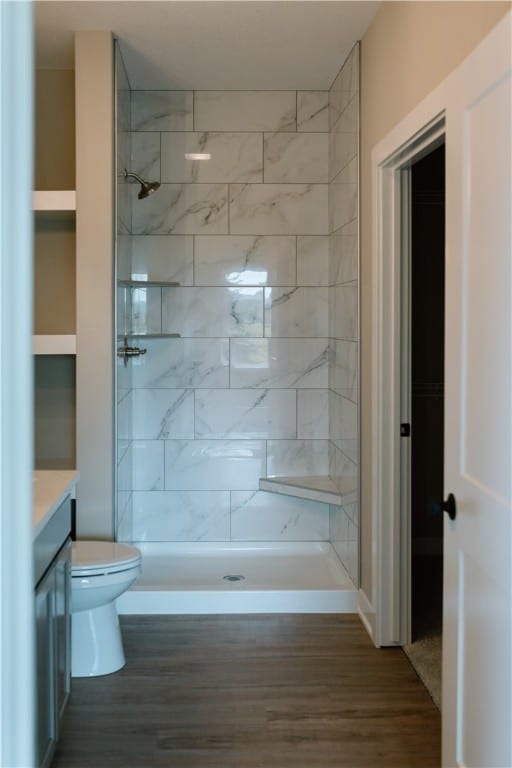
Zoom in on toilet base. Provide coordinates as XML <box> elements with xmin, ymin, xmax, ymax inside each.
<box><xmin>72</xmin><ymin>602</ymin><xmax>126</xmax><ymax>677</ymax></box>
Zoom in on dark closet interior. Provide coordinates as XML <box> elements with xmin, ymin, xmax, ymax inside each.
<box><xmin>410</xmin><ymin>143</ymin><xmax>445</xmax><ymax>644</ymax></box>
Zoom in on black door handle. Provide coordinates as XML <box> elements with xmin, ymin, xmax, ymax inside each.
<box><xmin>441</xmin><ymin>493</ymin><xmax>456</xmax><ymax>521</ymax></box>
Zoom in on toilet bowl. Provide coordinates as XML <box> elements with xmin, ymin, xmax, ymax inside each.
<box><xmin>71</xmin><ymin>541</ymin><xmax>141</xmax><ymax>677</ymax></box>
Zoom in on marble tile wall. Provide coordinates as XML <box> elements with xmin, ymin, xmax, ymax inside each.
<box><xmin>118</xmin><ymin>86</ymin><xmax>333</xmax><ymax>545</ymax></box>
<box><xmin>328</xmin><ymin>44</ymin><xmax>360</xmax><ymax>585</ymax></box>
<box><xmin>117</xmin><ymin>73</ymin><xmax>359</xmax><ymax>572</ymax></box>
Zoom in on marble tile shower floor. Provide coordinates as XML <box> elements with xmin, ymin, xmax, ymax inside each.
<box><xmin>116</xmin><ymin>542</ymin><xmax>357</xmax><ymax>614</ymax></box>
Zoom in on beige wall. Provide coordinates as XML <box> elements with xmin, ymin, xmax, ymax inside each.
<box><xmin>34</xmin><ymin>356</ymin><xmax>76</xmax><ymax>469</ymax></box>
<box><xmin>34</xmin><ymin>70</ymin><xmax>76</xmax><ymax>334</ymax></box>
<box><xmin>35</xmin><ymin>70</ymin><xmax>75</xmax><ymax>190</ymax></box>
<box><xmin>34</xmin><ymin>218</ymin><xmax>75</xmax><ymax>334</ymax></box>
<box><xmin>359</xmin><ymin>1</ymin><xmax>510</xmax><ymax>599</ymax></box>
<box><xmin>75</xmin><ymin>31</ymin><xmax>115</xmax><ymax>538</ymax></box>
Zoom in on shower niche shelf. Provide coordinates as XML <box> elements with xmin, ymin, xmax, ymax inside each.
<box><xmin>259</xmin><ymin>475</ymin><xmax>356</xmax><ymax>507</ymax></box>
<box><xmin>118</xmin><ymin>280</ymin><xmax>180</xmax><ymax>288</ymax></box>
<box><xmin>122</xmin><ymin>332</ymin><xmax>181</xmax><ymax>339</ymax></box>
<box><xmin>118</xmin><ymin>281</ymin><xmax>182</xmax><ymax>339</ymax></box>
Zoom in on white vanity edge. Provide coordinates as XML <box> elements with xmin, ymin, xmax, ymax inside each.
<box><xmin>33</xmin><ymin>470</ymin><xmax>79</xmax><ymax>540</ymax></box>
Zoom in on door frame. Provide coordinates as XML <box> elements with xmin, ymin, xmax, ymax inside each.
<box><xmin>400</xmin><ymin>142</ymin><xmax>446</xmax><ymax>648</ymax></box>
<box><xmin>371</xmin><ymin>86</ymin><xmax>447</xmax><ymax>647</ymax></box>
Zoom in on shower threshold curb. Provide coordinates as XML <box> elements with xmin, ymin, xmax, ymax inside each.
<box><xmin>117</xmin><ymin>587</ymin><xmax>357</xmax><ymax>615</ymax></box>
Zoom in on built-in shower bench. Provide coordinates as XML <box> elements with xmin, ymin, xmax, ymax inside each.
<box><xmin>258</xmin><ymin>475</ymin><xmax>356</xmax><ymax>506</ymax></box>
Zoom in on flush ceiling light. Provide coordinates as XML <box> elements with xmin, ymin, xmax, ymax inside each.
<box><xmin>184</xmin><ymin>153</ymin><xmax>211</xmax><ymax>160</ymax></box>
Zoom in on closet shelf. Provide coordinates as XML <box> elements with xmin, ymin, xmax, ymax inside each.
<box><xmin>259</xmin><ymin>475</ymin><xmax>357</xmax><ymax>506</ymax></box>
<box><xmin>118</xmin><ymin>280</ymin><xmax>180</xmax><ymax>288</ymax></box>
<box><xmin>33</xmin><ymin>335</ymin><xmax>76</xmax><ymax>355</ymax></box>
<box><xmin>32</xmin><ymin>190</ymin><xmax>76</xmax><ymax>211</ymax></box>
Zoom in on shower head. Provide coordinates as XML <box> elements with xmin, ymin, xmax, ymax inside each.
<box><xmin>124</xmin><ymin>169</ymin><xmax>161</xmax><ymax>200</ymax></box>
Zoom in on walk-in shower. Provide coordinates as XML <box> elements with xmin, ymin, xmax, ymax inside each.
<box><xmin>114</xmin><ymin>40</ymin><xmax>361</xmax><ymax>614</ymax></box>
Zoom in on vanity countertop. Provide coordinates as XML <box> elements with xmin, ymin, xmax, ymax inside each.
<box><xmin>33</xmin><ymin>470</ymin><xmax>79</xmax><ymax>540</ymax></box>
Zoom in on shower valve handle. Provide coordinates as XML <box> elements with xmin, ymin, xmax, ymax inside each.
<box><xmin>117</xmin><ymin>341</ymin><xmax>147</xmax><ymax>367</ymax></box>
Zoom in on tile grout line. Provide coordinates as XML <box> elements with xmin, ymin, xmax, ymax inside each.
<box><xmin>229</xmin><ymin>490</ymin><xmax>232</xmax><ymax>541</ymax></box>
<box><xmin>295</xmin><ymin>235</ymin><xmax>298</xmax><ymax>286</ymax></box>
<box><xmin>193</xmin><ymin>385</ymin><xmax>197</xmax><ymax>441</ymax></box>
<box><xmin>227</xmin><ymin>182</ymin><xmax>230</xmax><ymax>235</ymax></box>
<box><xmin>262</xmin><ymin>131</ymin><xmax>265</xmax><ymax>184</ymax></box>
<box><xmin>295</xmin><ymin>387</ymin><xmax>299</xmax><ymax>440</ymax></box>
<box><xmin>228</xmin><ymin>337</ymin><xmax>231</xmax><ymax>389</ymax></box>
<box><xmin>192</xmin><ymin>234</ymin><xmax>195</xmax><ymax>287</ymax></box>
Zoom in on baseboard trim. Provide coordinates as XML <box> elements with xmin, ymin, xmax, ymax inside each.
<box><xmin>358</xmin><ymin>589</ymin><xmax>377</xmax><ymax>645</ymax></box>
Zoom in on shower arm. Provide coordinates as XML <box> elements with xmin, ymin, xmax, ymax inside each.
<box><xmin>124</xmin><ymin>169</ymin><xmax>144</xmax><ymax>184</ymax></box>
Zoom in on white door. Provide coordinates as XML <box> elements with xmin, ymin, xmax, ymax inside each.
<box><xmin>443</xmin><ymin>13</ymin><xmax>511</xmax><ymax>768</ymax></box>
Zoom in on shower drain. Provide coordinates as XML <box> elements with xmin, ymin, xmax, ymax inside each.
<box><xmin>223</xmin><ymin>574</ymin><xmax>245</xmax><ymax>582</ymax></box>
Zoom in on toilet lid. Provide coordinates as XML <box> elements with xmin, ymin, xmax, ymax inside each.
<box><xmin>72</xmin><ymin>541</ymin><xmax>141</xmax><ymax>576</ymax></box>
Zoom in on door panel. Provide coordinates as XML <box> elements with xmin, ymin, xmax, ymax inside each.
<box><xmin>443</xmin><ymin>13</ymin><xmax>511</xmax><ymax>767</ymax></box>
<box><xmin>459</xmin><ymin>552</ymin><xmax>510</xmax><ymax>767</ymax></box>
<box><xmin>461</xmin><ymin>75</ymin><xmax>511</xmax><ymax>502</ymax></box>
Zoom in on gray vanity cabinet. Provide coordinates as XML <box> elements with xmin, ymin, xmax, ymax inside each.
<box><xmin>35</xmin><ymin>568</ymin><xmax>56</xmax><ymax>768</ymax></box>
<box><xmin>54</xmin><ymin>540</ymin><xmax>71</xmax><ymax>724</ymax></box>
<box><xmin>34</xmin><ymin>496</ymin><xmax>72</xmax><ymax>768</ymax></box>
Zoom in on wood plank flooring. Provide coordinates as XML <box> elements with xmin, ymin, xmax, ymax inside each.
<box><xmin>53</xmin><ymin>615</ymin><xmax>440</xmax><ymax>768</ymax></box>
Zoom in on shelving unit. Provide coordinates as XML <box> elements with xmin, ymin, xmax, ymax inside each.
<box><xmin>33</xmin><ymin>190</ymin><xmax>77</xmax><ymax>470</ymax></box>
<box><xmin>33</xmin><ymin>191</ymin><xmax>77</xmax><ymax>357</ymax></box>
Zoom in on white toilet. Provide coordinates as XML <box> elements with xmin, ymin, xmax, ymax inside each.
<box><xmin>71</xmin><ymin>541</ymin><xmax>141</xmax><ymax>677</ymax></box>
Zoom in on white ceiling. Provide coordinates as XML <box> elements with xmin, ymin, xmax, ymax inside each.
<box><xmin>35</xmin><ymin>1</ymin><xmax>380</xmax><ymax>90</ymax></box>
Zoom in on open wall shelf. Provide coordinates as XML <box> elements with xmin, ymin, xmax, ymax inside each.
<box><xmin>33</xmin><ymin>191</ymin><xmax>76</xmax><ymax>344</ymax></box>
<box><xmin>32</xmin><ymin>190</ymin><xmax>76</xmax><ymax>211</ymax></box>
<box><xmin>33</xmin><ymin>335</ymin><xmax>76</xmax><ymax>355</ymax></box>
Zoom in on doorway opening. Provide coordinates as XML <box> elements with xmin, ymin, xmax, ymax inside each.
<box><xmin>402</xmin><ymin>144</ymin><xmax>445</xmax><ymax>708</ymax></box>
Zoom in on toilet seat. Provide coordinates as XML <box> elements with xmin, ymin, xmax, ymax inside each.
<box><xmin>72</xmin><ymin>541</ymin><xmax>141</xmax><ymax>577</ymax></box>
